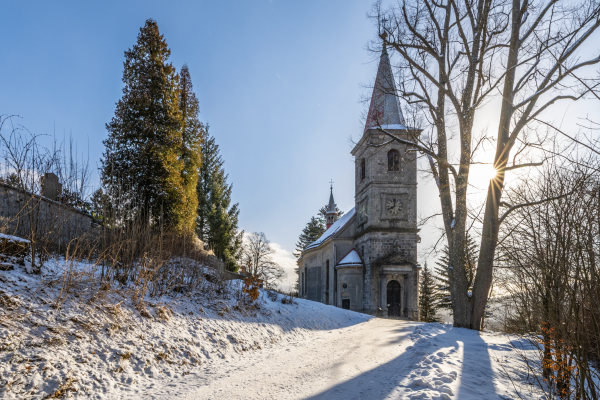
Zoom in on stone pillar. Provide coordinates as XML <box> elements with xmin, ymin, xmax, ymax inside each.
<box><xmin>41</xmin><ymin>173</ymin><xmax>62</xmax><ymax>201</ymax></box>
<box><xmin>380</xmin><ymin>274</ymin><xmax>388</xmax><ymax>317</ymax></box>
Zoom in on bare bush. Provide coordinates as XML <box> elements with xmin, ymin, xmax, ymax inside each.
<box><xmin>0</xmin><ymin>115</ymin><xmax>92</xmax><ymax>273</ymax></box>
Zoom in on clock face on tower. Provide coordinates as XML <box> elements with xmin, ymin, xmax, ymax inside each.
<box><xmin>386</xmin><ymin>198</ymin><xmax>402</xmax><ymax>215</ymax></box>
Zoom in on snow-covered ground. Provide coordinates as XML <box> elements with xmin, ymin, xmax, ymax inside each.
<box><xmin>0</xmin><ymin>263</ymin><xmax>543</xmax><ymax>400</ymax></box>
<box><xmin>125</xmin><ymin>319</ymin><xmax>542</xmax><ymax>400</ymax></box>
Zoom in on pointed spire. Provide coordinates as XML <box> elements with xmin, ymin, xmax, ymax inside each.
<box><xmin>326</xmin><ymin>183</ymin><xmax>338</xmax><ymax>230</ymax></box>
<box><xmin>327</xmin><ymin>183</ymin><xmax>336</xmax><ymax>212</ymax></box>
<box><xmin>364</xmin><ymin>44</ymin><xmax>406</xmax><ymax>134</ymax></box>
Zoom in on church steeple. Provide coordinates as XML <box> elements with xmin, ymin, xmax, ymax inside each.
<box><xmin>364</xmin><ymin>44</ymin><xmax>406</xmax><ymax>134</ymax></box>
<box><xmin>325</xmin><ymin>183</ymin><xmax>338</xmax><ymax>230</ymax></box>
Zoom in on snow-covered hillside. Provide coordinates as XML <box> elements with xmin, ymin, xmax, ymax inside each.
<box><xmin>0</xmin><ymin>265</ymin><xmax>370</xmax><ymax>399</ymax></box>
<box><xmin>0</xmin><ymin>264</ymin><xmax>543</xmax><ymax>399</ymax></box>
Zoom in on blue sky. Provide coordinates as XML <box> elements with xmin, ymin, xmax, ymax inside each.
<box><xmin>1</xmin><ymin>0</ymin><xmax>383</xmax><ymax>285</ymax></box>
<box><xmin>2</xmin><ymin>1</ymin><xmax>598</xmax><ymax>288</ymax></box>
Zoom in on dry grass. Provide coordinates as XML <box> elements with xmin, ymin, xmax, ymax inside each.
<box><xmin>0</xmin><ymin>293</ymin><xmax>20</xmax><ymax>308</ymax></box>
<box><xmin>156</xmin><ymin>305</ymin><xmax>172</xmax><ymax>322</ymax></box>
<box><xmin>43</xmin><ymin>376</ymin><xmax>77</xmax><ymax>399</ymax></box>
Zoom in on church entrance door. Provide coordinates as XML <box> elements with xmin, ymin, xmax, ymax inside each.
<box><xmin>387</xmin><ymin>280</ymin><xmax>401</xmax><ymax>317</ymax></box>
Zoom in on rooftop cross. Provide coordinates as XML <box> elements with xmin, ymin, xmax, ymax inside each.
<box><xmin>329</xmin><ymin>179</ymin><xmax>334</xmax><ymax>191</ymax></box>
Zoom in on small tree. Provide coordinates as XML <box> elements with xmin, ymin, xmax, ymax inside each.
<box><xmin>242</xmin><ymin>232</ymin><xmax>284</xmax><ymax>289</ymax></box>
<box><xmin>434</xmin><ymin>234</ymin><xmax>479</xmax><ymax>313</ymax></box>
<box><xmin>419</xmin><ymin>263</ymin><xmax>439</xmax><ymax>322</ymax></box>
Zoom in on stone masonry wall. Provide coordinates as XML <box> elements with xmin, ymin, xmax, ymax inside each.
<box><xmin>0</xmin><ymin>182</ymin><xmax>95</xmax><ymax>247</ymax></box>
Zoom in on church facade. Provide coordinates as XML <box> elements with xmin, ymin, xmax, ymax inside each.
<box><xmin>297</xmin><ymin>46</ymin><xmax>421</xmax><ymax>319</ymax></box>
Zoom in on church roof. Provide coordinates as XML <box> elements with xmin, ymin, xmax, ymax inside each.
<box><xmin>336</xmin><ymin>248</ymin><xmax>363</xmax><ymax>267</ymax></box>
<box><xmin>326</xmin><ymin>188</ymin><xmax>336</xmax><ymax>214</ymax></box>
<box><xmin>304</xmin><ymin>207</ymin><xmax>355</xmax><ymax>252</ymax></box>
<box><xmin>364</xmin><ymin>46</ymin><xmax>406</xmax><ymax>133</ymax></box>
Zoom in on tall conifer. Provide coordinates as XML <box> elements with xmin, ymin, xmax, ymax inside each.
<box><xmin>294</xmin><ymin>205</ymin><xmax>344</xmax><ymax>258</ymax></box>
<box><xmin>293</xmin><ymin>216</ymin><xmax>325</xmax><ymax>258</ymax></box>
<box><xmin>178</xmin><ymin>64</ymin><xmax>203</xmax><ymax>233</ymax></box>
<box><xmin>101</xmin><ymin>19</ymin><xmax>184</xmax><ymax>229</ymax></box>
<box><xmin>196</xmin><ymin>128</ymin><xmax>243</xmax><ymax>270</ymax></box>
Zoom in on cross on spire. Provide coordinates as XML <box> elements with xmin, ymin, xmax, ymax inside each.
<box><xmin>329</xmin><ymin>179</ymin><xmax>334</xmax><ymax>191</ymax></box>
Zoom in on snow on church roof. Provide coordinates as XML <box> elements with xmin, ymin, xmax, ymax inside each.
<box><xmin>304</xmin><ymin>207</ymin><xmax>355</xmax><ymax>252</ymax></box>
<box><xmin>336</xmin><ymin>248</ymin><xmax>362</xmax><ymax>267</ymax></box>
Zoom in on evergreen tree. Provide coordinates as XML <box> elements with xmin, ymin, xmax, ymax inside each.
<box><xmin>101</xmin><ymin>19</ymin><xmax>185</xmax><ymax>230</ymax></box>
<box><xmin>293</xmin><ymin>204</ymin><xmax>345</xmax><ymax>290</ymax></box>
<box><xmin>434</xmin><ymin>234</ymin><xmax>478</xmax><ymax>313</ymax></box>
<box><xmin>196</xmin><ymin>127</ymin><xmax>243</xmax><ymax>271</ymax></box>
<box><xmin>317</xmin><ymin>205</ymin><xmax>344</xmax><ymax>225</ymax></box>
<box><xmin>89</xmin><ymin>188</ymin><xmax>112</xmax><ymax>225</ymax></box>
<box><xmin>294</xmin><ymin>204</ymin><xmax>344</xmax><ymax>258</ymax></box>
<box><xmin>178</xmin><ymin>64</ymin><xmax>203</xmax><ymax>233</ymax></box>
<box><xmin>419</xmin><ymin>263</ymin><xmax>439</xmax><ymax>322</ymax></box>
<box><xmin>293</xmin><ymin>216</ymin><xmax>325</xmax><ymax>258</ymax></box>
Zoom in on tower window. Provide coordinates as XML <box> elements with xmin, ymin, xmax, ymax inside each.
<box><xmin>361</xmin><ymin>158</ymin><xmax>366</xmax><ymax>180</ymax></box>
<box><xmin>388</xmin><ymin>149</ymin><xmax>400</xmax><ymax>172</ymax></box>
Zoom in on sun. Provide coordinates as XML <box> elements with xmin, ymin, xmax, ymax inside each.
<box><xmin>475</xmin><ymin>163</ymin><xmax>498</xmax><ymax>181</ymax></box>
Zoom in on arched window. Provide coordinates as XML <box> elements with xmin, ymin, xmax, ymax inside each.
<box><xmin>388</xmin><ymin>149</ymin><xmax>400</xmax><ymax>172</ymax></box>
<box><xmin>360</xmin><ymin>158</ymin><xmax>366</xmax><ymax>180</ymax></box>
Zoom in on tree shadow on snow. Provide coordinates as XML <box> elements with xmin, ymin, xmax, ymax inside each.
<box><xmin>305</xmin><ymin>323</ymin><xmax>498</xmax><ymax>400</ymax></box>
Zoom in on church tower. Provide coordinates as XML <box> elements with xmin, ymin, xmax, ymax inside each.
<box><xmin>325</xmin><ymin>185</ymin><xmax>338</xmax><ymax>230</ymax></box>
<box><xmin>351</xmin><ymin>45</ymin><xmax>421</xmax><ymax>318</ymax></box>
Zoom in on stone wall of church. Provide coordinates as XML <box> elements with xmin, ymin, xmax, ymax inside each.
<box><xmin>298</xmin><ymin>244</ymin><xmax>336</xmax><ymax>305</ymax></box>
<box><xmin>336</xmin><ymin>266</ymin><xmax>363</xmax><ymax>311</ymax></box>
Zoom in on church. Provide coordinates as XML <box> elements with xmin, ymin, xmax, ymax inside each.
<box><xmin>297</xmin><ymin>46</ymin><xmax>421</xmax><ymax>319</ymax></box>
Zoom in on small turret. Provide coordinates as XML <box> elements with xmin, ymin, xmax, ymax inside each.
<box><xmin>326</xmin><ymin>183</ymin><xmax>338</xmax><ymax>230</ymax></box>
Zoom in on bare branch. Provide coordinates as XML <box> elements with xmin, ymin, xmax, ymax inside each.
<box><xmin>502</xmin><ymin>161</ymin><xmax>544</xmax><ymax>172</ymax></box>
<box><xmin>375</xmin><ymin>126</ymin><xmax>459</xmax><ymax>180</ymax></box>
<box><xmin>499</xmin><ymin>188</ymin><xmax>578</xmax><ymax>225</ymax></box>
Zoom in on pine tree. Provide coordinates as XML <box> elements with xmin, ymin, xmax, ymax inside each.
<box><xmin>89</xmin><ymin>188</ymin><xmax>111</xmax><ymax>225</ymax></box>
<box><xmin>178</xmin><ymin>64</ymin><xmax>203</xmax><ymax>234</ymax></box>
<box><xmin>293</xmin><ymin>204</ymin><xmax>344</xmax><ymax>290</ymax></box>
<box><xmin>434</xmin><ymin>234</ymin><xmax>479</xmax><ymax>313</ymax></box>
<box><xmin>317</xmin><ymin>205</ymin><xmax>344</xmax><ymax>225</ymax></box>
<box><xmin>419</xmin><ymin>262</ymin><xmax>439</xmax><ymax>322</ymax></box>
<box><xmin>293</xmin><ymin>204</ymin><xmax>344</xmax><ymax>258</ymax></box>
<box><xmin>101</xmin><ymin>19</ymin><xmax>185</xmax><ymax>230</ymax></box>
<box><xmin>196</xmin><ymin>127</ymin><xmax>243</xmax><ymax>271</ymax></box>
<box><xmin>293</xmin><ymin>216</ymin><xmax>325</xmax><ymax>258</ymax></box>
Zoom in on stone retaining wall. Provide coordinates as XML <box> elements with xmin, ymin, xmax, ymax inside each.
<box><xmin>0</xmin><ymin>182</ymin><xmax>96</xmax><ymax>247</ymax></box>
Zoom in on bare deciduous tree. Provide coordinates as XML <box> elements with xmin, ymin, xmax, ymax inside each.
<box><xmin>371</xmin><ymin>0</ymin><xmax>600</xmax><ymax>329</ymax></box>
<box><xmin>241</xmin><ymin>232</ymin><xmax>285</xmax><ymax>290</ymax></box>
<box><xmin>497</xmin><ymin>156</ymin><xmax>600</xmax><ymax>398</ymax></box>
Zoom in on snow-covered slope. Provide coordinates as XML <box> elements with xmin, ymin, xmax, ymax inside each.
<box><xmin>0</xmin><ymin>265</ymin><xmax>371</xmax><ymax>399</ymax></box>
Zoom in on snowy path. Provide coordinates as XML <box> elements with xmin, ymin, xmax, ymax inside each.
<box><xmin>125</xmin><ymin>318</ymin><xmax>528</xmax><ymax>400</ymax></box>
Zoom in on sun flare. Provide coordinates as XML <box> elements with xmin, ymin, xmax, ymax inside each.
<box><xmin>476</xmin><ymin>163</ymin><xmax>498</xmax><ymax>181</ymax></box>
